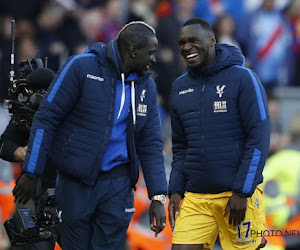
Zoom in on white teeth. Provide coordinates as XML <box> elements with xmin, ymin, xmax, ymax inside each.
<box><xmin>186</xmin><ymin>53</ymin><xmax>198</xmax><ymax>59</ymax></box>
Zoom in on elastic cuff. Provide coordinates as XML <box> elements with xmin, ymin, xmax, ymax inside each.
<box><xmin>168</xmin><ymin>192</ymin><xmax>184</xmax><ymax>199</ymax></box>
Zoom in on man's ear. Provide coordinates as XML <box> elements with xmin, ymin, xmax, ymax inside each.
<box><xmin>129</xmin><ymin>44</ymin><xmax>138</xmax><ymax>58</ymax></box>
<box><xmin>210</xmin><ymin>36</ymin><xmax>216</xmax><ymax>46</ymax></box>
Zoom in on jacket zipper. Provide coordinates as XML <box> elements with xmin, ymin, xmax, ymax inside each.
<box><xmin>201</xmin><ymin>84</ymin><xmax>205</xmax><ymax>161</ymax></box>
<box><xmin>100</xmin><ymin>77</ymin><xmax>115</xmax><ymax>156</ymax></box>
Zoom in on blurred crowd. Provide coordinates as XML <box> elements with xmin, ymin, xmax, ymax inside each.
<box><xmin>1</xmin><ymin>0</ymin><xmax>300</xmax><ymax>249</ymax></box>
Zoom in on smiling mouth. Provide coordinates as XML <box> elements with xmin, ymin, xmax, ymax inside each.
<box><xmin>186</xmin><ymin>53</ymin><xmax>198</xmax><ymax>59</ymax></box>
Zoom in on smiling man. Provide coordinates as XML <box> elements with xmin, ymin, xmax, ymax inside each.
<box><xmin>168</xmin><ymin>18</ymin><xmax>270</xmax><ymax>250</ymax></box>
<box><xmin>13</xmin><ymin>21</ymin><xmax>168</xmax><ymax>250</ymax></box>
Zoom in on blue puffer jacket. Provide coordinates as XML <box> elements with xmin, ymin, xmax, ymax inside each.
<box><xmin>22</xmin><ymin>39</ymin><xmax>167</xmax><ymax>197</ymax></box>
<box><xmin>169</xmin><ymin>44</ymin><xmax>270</xmax><ymax>197</ymax></box>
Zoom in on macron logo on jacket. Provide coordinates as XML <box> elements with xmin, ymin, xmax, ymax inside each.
<box><xmin>179</xmin><ymin>88</ymin><xmax>194</xmax><ymax>95</ymax></box>
<box><xmin>87</xmin><ymin>74</ymin><xmax>104</xmax><ymax>82</ymax></box>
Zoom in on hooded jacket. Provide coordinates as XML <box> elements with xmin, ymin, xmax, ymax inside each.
<box><xmin>169</xmin><ymin>44</ymin><xmax>270</xmax><ymax>197</ymax></box>
<box><xmin>22</xmin><ymin>40</ymin><xmax>167</xmax><ymax>197</ymax></box>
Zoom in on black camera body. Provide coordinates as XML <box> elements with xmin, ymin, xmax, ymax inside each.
<box><xmin>4</xmin><ymin>188</ymin><xmax>59</xmax><ymax>246</ymax></box>
<box><xmin>3</xmin><ymin>58</ymin><xmax>55</xmax><ymax>131</ymax></box>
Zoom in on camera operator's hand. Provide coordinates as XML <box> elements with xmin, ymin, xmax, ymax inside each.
<box><xmin>13</xmin><ymin>146</ymin><xmax>27</xmax><ymax>162</ymax></box>
<box><xmin>13</xmin><ymin>173</ymin><xmax>38</xmax><ymax>204</ymax></box>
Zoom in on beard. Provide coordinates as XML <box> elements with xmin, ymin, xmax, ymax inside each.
<box><xmin>194</xmin><ymin>47</ymin><xmax>210</xmax><ymax>70</ymax></box>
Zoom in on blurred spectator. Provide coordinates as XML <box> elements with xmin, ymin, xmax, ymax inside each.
<box><xmin>213</xmin><ymin>14</ymin><xmax>241</xmax><ymax>50</ymax></box>
<box><xmin>194</xmin><ymin>0</ymin><xmax>246</xmax><ymax>25</ymax></box>
<box><xmin>0</xmin><ymin>159</ymin><xmax>15</xmax><ymax>250</ymax></box>
<box><xmin>35</xmin><ymin>2</ymin><xmax>66</xmax><ymax>72</ymax></box>
<box><xmin>286</xmin><ymin>0</ymin><xmax>300</xmax><ymax>86</ymax></box>
<box><xmin>267</xmin><ymin>90</ymin><xmax>290</xmax><ymax>156</ymax></box>
<box><xmin>130</xmin><ymin>0</ymin><xmax>158</xmax><ymax>27</ymax></box>
<box><xmin>15</xmin><ymin>19</ymin><xmax>35</xmax><ymax>38</ymax></box>
<box><xmin>0</xmin><ymin>0</ymin><xmax>43</xmax><ymax>22</ymax></box>
<box><xmin>263</xmin><ymin>114</ymin><xmax>300</xmax><ymax>249</ymax></box>
<box><xmin>154</xmin><ymin>0</ymin><xmax>196</xmax><ymax>110</ymax></box>
<box><xmin>0</xmin><ymin>106</ymin><xmax>11</xmax><ymax>136</ymax></box>
<box><xmin>53</xmin><ymin>0</ymin><xmax>106</xmax><ymax>11</ymax></box>
<box><xmin>0</xmin><ymin>17</ymin><xmax>38</xmax><ymax>103</ymax></box>
<box><xmin>0</xmin><ymin>105</ymin><xmax>14</xmax><ymax>250</ymax></box>
<box><xmin>35</xmin><ymin>2</ymin><xmax>87</xmax><ymax>71</ymax></box>
<box><xmin>79</xmin><ymin>8</ymin><xmax>103</xmax><ymax>43</ymax></box>
<box><xmin>237</xmin><ymin>0</ymin><xmax>292</xmax><ymax>90</ymax></box>
<box><xmin>0</xmin><ymin>15</ymin><xmax>13</xmax><ymax>102</ymax></box>
<box><xmin>99</xmin><ymin>0</ymin><xmax>142</xmax><ymax>44</ymax></box>
<box><xmin>156</xmin><ymin>0</ymin><xmax>174</xmax><ymax>22</ymax></box>
<box><xmin>98</xmin><ymin>0</ymin><xmax>124</xmax><ymax>44</ymax></box>
<box><xmin>244</xmin><ymin>0</ymin><xmax>290</xmax><ymax>13</ymax></box>
<box><xmin>17</xmin><ymin>36</ymin><xmax>38</xmax><ymax>62</ymax></box>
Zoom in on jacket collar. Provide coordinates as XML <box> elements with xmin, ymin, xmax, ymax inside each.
<box><xmin>107</xmin><ymin>38</ymin><xmax>123</xmax><ymax>76</ymax></box>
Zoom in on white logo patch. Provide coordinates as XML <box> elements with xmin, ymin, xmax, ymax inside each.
<box><xmin>179</xmin><ymin>88</ymin><xmax>194</xmax><ymax>95</ymax></box>
<box><xmin>213</xmin><ymin>101</ymin><xmax>227</xmax><ymax>113</ymax></box>
<box><xmin>57</xmin><ymin>210</ymin><xmax>63</xmax><ymax>222</ymax></box>
<box><xmin>125</xmin><ymin>207</ymin><xmax>135</xmax><ymax>213</ymax></box>
<box><xmin>87</xmin><ymin>74</ymin><xmax>104</xmax><ymax>82</ymax></box>
<box><xmin>140</xmin><ymin>89</ymin><xmax>146</xmax><ymax>102</ymax></box>
<box><xmin>137</xmin><ymin>104</ymin><xmax>147</xmax><ymax>116</ymax></box>
<box><xmin>18</xmin><ymin>93</ymin><xmax>28</xmax><ymax>102</ymax></box>
<box><xmin>216</xmin><ymin>85</ymin><xmax>226</xmax><ymax>97</ymax></box>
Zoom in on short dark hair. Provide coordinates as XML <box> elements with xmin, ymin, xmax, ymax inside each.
<box><xmin>183</xmin><ymin>17</ymin><xmax>215</xmax><ymax>36</ymax></box>
<box><xmin>118</xmin><ymin>21</ymin><xmax>156</xmax><ymax>49</ymax></box>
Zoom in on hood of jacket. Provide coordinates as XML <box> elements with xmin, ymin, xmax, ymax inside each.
<box><xmin>187</xmin><ymin>43</ymin><xmax>245</xmax><ymax>78</ymax></box>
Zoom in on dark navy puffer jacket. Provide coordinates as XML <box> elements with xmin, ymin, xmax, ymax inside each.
<box><xmin>22</xmin><ymin>39</ymin><xmax>167</xmax><ymax>197</ymax></box>
<box><xmin>169</xmin><ymin>44</ymin><xmax>270</xmax><ymax>197</ymax></box>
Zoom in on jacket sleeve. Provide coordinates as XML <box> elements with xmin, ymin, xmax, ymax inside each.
<box><xmin>232</xmin><ymin>68</ymin><xmax>270</xmax><ymax>197</ymax></box>
<box><xmin>136</xmin><ymin>80</ymin><xmax>168</xmax><ymax>198</ymax></box>
<box><xmin>22</xmin><ymin>56</ymin><xmax>83</xmax><ymax>178</ymax></box>
<box><xmin>0</xmin><ymin>120</ymin><xmax>28</xmax><ymax>162</ymax></box>
<box><xmin>168</xmin><ymin>102</ymin><xmax>187</xmax><ymax>197</ymax></box>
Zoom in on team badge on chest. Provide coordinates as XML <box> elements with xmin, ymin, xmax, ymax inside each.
<box><xmin>137</xmin><ymin>104</ymin><xmax>147</xmax><ymax>116</ymax></box>
<box><xmin>216</xmin><ymin>85</ymin><xmax>226</xmax><ymax>97</ymax></box>
<box><xmin>213</xmin><ymin>101</ymin><xmax>227</xmax><ymax>113</ymax></box>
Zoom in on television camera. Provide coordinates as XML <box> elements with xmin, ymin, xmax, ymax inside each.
<box><xmin>3</xmin><ymin>20</ymin><xmax>58</xmax><ymax>246</ymax></box>
<box><xmin>3</xmin><ymin>58</ymin><xmax>55</xmax><ymax>131</ymax></box>
<box><xmin>4</xmin><ymin>188</ymin><xmax>59</xmax><ymax>246</ymax></box>
<box><xmin>2</xmin><ymin>20</ymin><xmax>55</xmax><ymax>131</ymax></box>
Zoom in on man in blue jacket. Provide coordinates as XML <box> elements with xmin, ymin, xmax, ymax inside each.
<box><xmin>168</xmin><ymin>18</ymin><xmax>270</xmax><ymax>249</ymax></box>
<box><xmin>13</xmin><ymin>21</ymin><xmax>168</xmax><ymax>250</ymax></box>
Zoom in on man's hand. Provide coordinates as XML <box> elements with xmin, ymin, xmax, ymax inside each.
<box><xmin>168</xmin><ymin>193</ymin><xmax>181</xmax><ymax>231</ymax></box>
<box><xmin>13</xmin><ymin>174</ymin><xmax>38</xmax><ymax>204</ymax></box>
<box><xmin>149</xmin><ymin>200</ymin><xmax>166</xmax><ymax>237</ymax></box>
<box><xmin>13</xmin><ymin>146</ymin><xmax>27</xmax><ymax>162</ymax></box>
<box><xmin>224</xmin><ymin>192</ymin><xmax>247</xmax><ymax>226</ymax></box>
